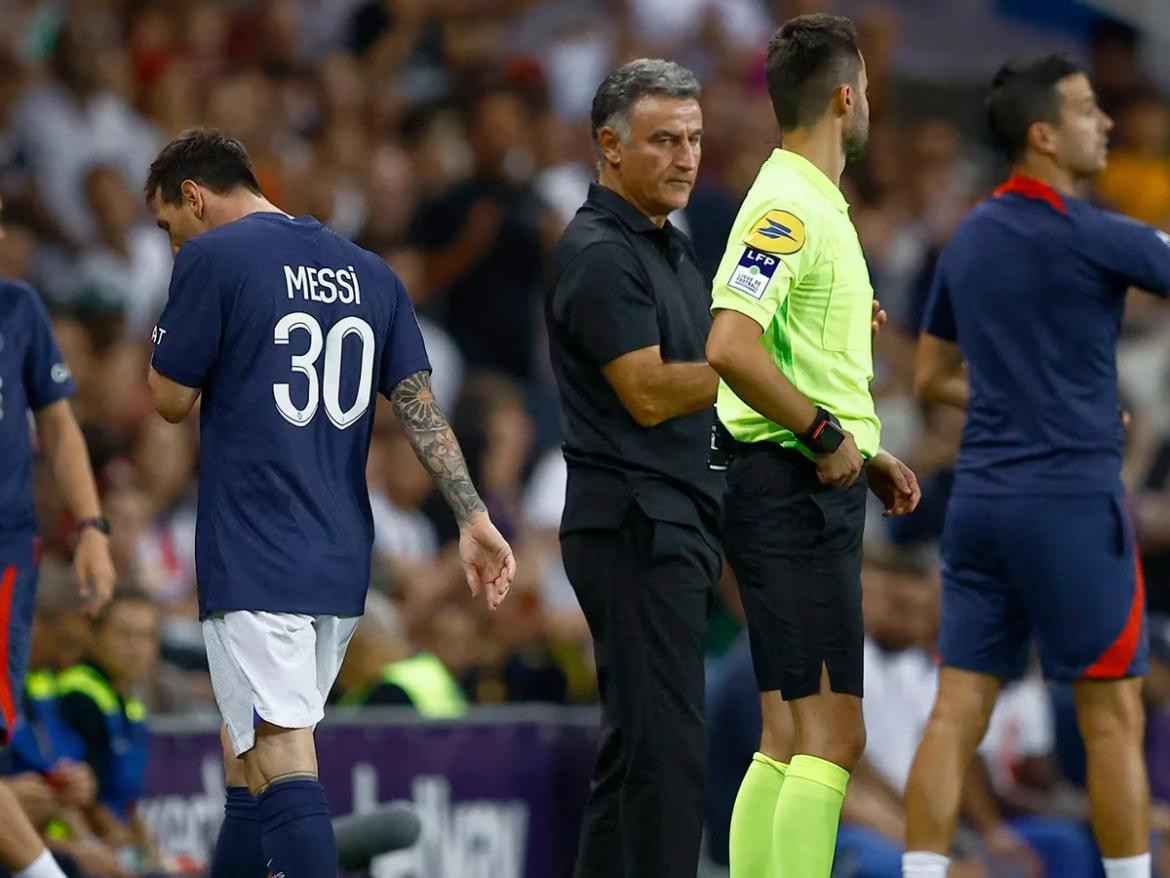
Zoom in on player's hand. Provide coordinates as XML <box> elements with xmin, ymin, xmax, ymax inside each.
<box><xmin>867</xmin><ymin>450</ymin><xmax>922</xmax><ymax>517</ymax></box>
<box><xmin>75</xmin><ymin>528</ymin><xmax>116</xmax><ymax>617</ymax></box>
<box><xmin>871</xmin><ymin>299</ymin><xmax>887</xmax><ymax>339</ymax></box>
<box><xmin>47</xmin><ymin>758</ymin><xmax>98</xmax><ymax>807</ymax></box>
<box><xmin>458</xmin><ymin>512</ymin><xmax>516</xmax><ymax>612</ymax></box>
<box><xmin>815</xmin><ymin>432</ymin><xmax>863</xmax><ymax>487</ymax></box>
<box><xmin>984</xmin><ymin>824</ymin><xmax>1042</xmax><ymax>878</ymax></box>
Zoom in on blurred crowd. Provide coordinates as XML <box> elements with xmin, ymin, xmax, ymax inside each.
<box><xmin>3</xmin><ymin>0</ymin><xmax>1170</xmax><ymax>874</ymax></box>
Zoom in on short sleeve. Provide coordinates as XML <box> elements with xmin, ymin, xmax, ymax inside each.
<box><xmin>710</xmin><ymin>206</ymin><xmax>816</xmax><ymax>330</ymax></box>
<box><xmin>920</xmin><ymin>255</ymin><xmax>958</xmax><ymax>341</ymax></box>
<box><xmin>1091</xmin><ymin>211</ymin><xmax>1170</xmax><ymax>297</ymax></box>
<box><xmin>150</xmin><ymin>242</ymin><xmax>222</xmax><ymax>388</ymax></box>
<box><xmin>553</xmin><ymin>242</ymin><xmax>659</xmax><ymax>367</ymax></box>
<box><xmin>378</xmin><ymin>271</ymin><xmax>432</xmax><ymax>396</ymax></box>
<box><xmin>21</xmin><ymin>286</ymin><xmax>74</xmax><ymax>410</ymax></box>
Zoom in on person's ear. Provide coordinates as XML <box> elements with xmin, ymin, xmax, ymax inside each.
<box><xmin>180</xmin><ymin>180</ymin><xmax>205</xmax><ymax>220</ymax></box>
<box><xmin>598</xmin><ymin>127</ymin><xmax>623</xmax><ymax>169</ymax></box>
<box><xmin>1028</xmin><ymin>121</ymin><xmax>1060</xmax><ymax>159</ymax></box>
<box><xmin>834</xmin><ymin>83</ymin><xmax>854</xmax><ymax>119</ymax></box>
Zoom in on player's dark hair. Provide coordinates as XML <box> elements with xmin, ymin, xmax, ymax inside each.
<box><xmin>765</xmin><ymin>14</ymin><xmax>862</xmax><ymax>132</ymax></box>
<box><xmin>144</xmin><ymin>127</ymin><xmax>262</xmax><ymax>206</ymax></box>
<box><xmin>985</xmin><ymin>55</ymin><xmax>1083</xmax><ymax>162</ymax></box>
<box><xmin>590</xmin><ymin>58</ymin><xmax>700</xmax><ymax>143</ymax></box>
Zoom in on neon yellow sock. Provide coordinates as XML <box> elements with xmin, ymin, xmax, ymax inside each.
<box><xmin>729</xmin><ymin>753</ymin><xmax>787</xmax><ymax>878</ymax></box>
<box><xmin>772</xmin><ymin>754</ymin><xmax>850</xmax><ymax>878</ymax></box>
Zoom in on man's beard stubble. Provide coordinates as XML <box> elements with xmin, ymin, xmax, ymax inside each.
<box><xmin>843</xmin><ymin>119</ymin><xmax>869</xmax><ymax>164</ymax></box>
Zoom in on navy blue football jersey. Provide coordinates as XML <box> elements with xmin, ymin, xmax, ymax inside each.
<box><xmin>150</xmin><ymin>213</ymin><xmax>430</xmax><ymax>618</ymax></box>
<box><xmin>0</xmin><ymin>280</ymin><xmax>74</xmax><ymax>557</ymax></box>
<box><xmin>923</xmin><ymin>177</ymin><xmax>1170</xmax><ymax>496</ymax></box>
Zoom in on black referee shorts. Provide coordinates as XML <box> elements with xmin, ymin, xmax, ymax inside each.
<box><xmin>722</xmin><ymin>441</ymin><xmax>867</xmax><ymax>700</ymax></box>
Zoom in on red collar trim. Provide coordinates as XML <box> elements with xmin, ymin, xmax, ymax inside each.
<box><xmin>993</xmin><ymin>175</ymin><xmax>1068</xmax><ymax>215</ymax></box>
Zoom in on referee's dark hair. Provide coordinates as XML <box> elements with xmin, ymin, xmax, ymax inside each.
<box><xmin>985</xmin><ymin>55</ymin><xmax>1083</xmax><ymax>162</ymax></box>
<box><xmin>765</xmin><ymin>14</ymin><xmax>862</xmax><ymax>132</ymax></box>
<box><xmin>590</xmin><ymin>59</ymin><xmax>701</xmax><ymax>145</ymax></box>
<box><xmin>144</xmin><ymin>127</ymin><xmax>262</xmax><ymax>206</ymax></box>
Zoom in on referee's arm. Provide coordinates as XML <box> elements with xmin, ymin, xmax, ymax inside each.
<box><xmin>706</xmin><ymin>309</ymin><xmax>819</xmax><ymax>434</ymax></box>
<box><xmin>557</xmin><ymin>242</ymin><xmax>717</xmax><ymax>427</ymax></box>
<box><xmin>707</xmin><ymin>309</ymin><xmax>862</xmax><ymax>486</ymax></box>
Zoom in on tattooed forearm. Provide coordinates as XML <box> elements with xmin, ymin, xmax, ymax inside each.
<box><xmin>390</xmin><ymin>370</ymin><xmax>486</xmax><ymax>525</ymax></box>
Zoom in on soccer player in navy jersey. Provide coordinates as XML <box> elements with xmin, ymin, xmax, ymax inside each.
<box><xmin>0</xmin><ymin>195</ymin><xmax>116</xmax><ymax>878</ymax></box>
<box><xmin>143</xmin><ymin>129</ymin><xmax>515</xmax><ymax>878</ymax></box>
<box><xmin>902</xmin><ymin>57</ymin><xmax>1170</xmax><ymax>878</ymax></box>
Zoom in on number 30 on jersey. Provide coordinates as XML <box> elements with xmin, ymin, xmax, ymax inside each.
<box><xmin>273</xmin><ymin>312</ymin><xmax>374</xmax><ymax>429</ymax></box>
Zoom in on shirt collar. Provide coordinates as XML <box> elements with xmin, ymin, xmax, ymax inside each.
<box><xmin>586</xmin><ymin>182</ymin><xmax>664</xmax><ymax>235</ymax></box>
<box><xmin>586</xmin><ymin>182</ymin><xmax>687</xmax><ymax>266</ymax></box>
<box><xmin>993</xmin><ymin>175</ymin><xmax>1068</xmax><ymax>215</ymax></box>
<box><xmin>766</xmin><ymin>149</ymin><xmax>850</xmax><ymax>213</ymax></box>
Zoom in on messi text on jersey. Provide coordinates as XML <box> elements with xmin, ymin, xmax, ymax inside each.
<box><xmin>284</xmin><ymin>264</ymin><xmax>362</xmax><ymax>305</ymax></box>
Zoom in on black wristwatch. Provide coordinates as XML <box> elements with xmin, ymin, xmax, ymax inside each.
<box><xmin>77</xmin><ymin>516</ymin><xmax>110</xmax><ymax>536</ymax></box>
<box><xmin>797</xmin><ymin>407</ymin><xmax>846</xmax><ymax>455</ymax></box>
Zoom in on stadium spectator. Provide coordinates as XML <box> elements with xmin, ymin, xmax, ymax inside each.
<box><xmin>55</xmin><ymin>589</ymin><xmax>160</xmax><ymax>867</ymax></box>
<box><xmin>368</xmin><ymin>400</ymin><xmax>442</xmax><ymax>572</ymax></box>
<box><xmin>1129</xmin><ymin>384</ymin><xmax>1170</xmax><ymax>614</ymax></box>
<box><xmin>969</xmin><ymin>673</ymin><xmax>1100</xmax><ymax>878</ymax></box>
<box><xmin>68</xmin><ymin>165</ymin><xmax>171</xmax><ymax>337</ymax></box>
<box><xmin>451</xmin><ymin>372</ymin><xmax>534</xmax><ymax>544</ymax></box>
<box><xmin>1096</xmin><ymin>88</ymin><xmax>1170</xmax><ymax>226</ymax></box>
<box><xmin>835</xmin><ymin>554</ymin><xmax>989</xmax><ymax>878</ymax></box>
<box><xmin>333</xmin><ymin>592</ymin><xmax>467</xmax><ymax>717</ymax></box>
<box><xmin>14</xmin><ymin>16</ymin><xmax>159</xmax><ymax>246</ymax></box>
<box><xmin>411</xmin><ymin>84</ymin><xmax>551</xmax><ymax>380</ymax></box>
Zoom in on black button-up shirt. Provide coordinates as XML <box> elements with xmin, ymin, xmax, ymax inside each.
<box><xmin>546</xmin><ymin>183</ymin><xmax>721</xmax><ymax>543</ymax></box>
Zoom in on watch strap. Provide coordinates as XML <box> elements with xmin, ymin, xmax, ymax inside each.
<box><xmin>77</xmin><ymin>516</ymin><xmax>110</xmax><ymax>536</ymax></box>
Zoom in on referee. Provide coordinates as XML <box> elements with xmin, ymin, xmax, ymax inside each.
<box><xmin>704</xmin><ymin>16</ymin><xmax>919</xmax><ymax>878</ymax></box>
<box><xmin>545</xmin><ymin>60</ymin><xmax>721</xmax><ymax>877</ymax></box>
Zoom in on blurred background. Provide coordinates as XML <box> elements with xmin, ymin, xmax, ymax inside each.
<box><xmin>4</xmin><ymin>0</ymin><xmax>1170</xmax><ymax>875</ymax></box>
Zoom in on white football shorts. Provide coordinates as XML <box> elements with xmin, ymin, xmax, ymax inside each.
<box><xmin>203</xmin><ymin>611</ymin><xmax>359</xmax><ymax>757</ymax></box>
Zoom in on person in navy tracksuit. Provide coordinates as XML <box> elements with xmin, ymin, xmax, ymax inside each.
<box><xmin>903</xmin><ymin>56</ymin><xmax>1170</xmax><ymax>878</ymax></box>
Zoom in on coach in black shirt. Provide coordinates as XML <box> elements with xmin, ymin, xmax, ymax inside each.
<box><xmin>545</xmin><ymin>59</ymin><xmax>721</xmax><ymax>877</ymax></box>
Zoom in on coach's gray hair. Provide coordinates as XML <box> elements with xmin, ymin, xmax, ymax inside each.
<box><xmin>590</xmin><ymin>58</ymin><xmax>701</xmax><ymax>145</ymax></box>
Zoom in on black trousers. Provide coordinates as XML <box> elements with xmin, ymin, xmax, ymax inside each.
<box><xmin>562</xmin><ymin>503</ymin><xmax>719</xmax><ymax>878</ymax></box>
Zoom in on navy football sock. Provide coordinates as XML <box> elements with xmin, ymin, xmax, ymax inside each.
<box><xmin>210</xmin><ymin>787</ymin><xmax>265</xmax><ymax>878</ymax></box>
<box><xmin>257</xmin><ymin>779</ymin><xmax>337</xmax><ymax>878</ymax></box>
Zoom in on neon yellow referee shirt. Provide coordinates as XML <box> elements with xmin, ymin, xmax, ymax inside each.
<box><xmin>711</xmin><ymin>148</ymin><xmax>881</xmax><ymax>458</ymax></box>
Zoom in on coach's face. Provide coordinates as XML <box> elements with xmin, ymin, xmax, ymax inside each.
<box><xmin>603</xmin><ymin>95</ymin><xmax>702</xmax><ymax>219</ymax></box>
<box><xmin>150</xmin><ymin>180</ymin><xmax>212</xmax><ymax>254</ymax></box>
<box><xmin>1048</xmin><ymin>73</ymin><xmax>1112</xmax><ymax>176</ymax></box>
